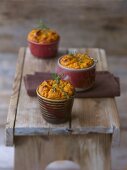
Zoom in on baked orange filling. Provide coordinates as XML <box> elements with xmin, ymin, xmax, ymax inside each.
<box><xmin>38</xmin><ymin>79</ymin><xmax>74</xmax><ymax>100</ymax></box>
<box><xmin>28</xmin><ymin>29</ymin><xmax>59</xmax><ymax>44</ymax></box>
<box><xmin>60</xmin><ymin>53</ymin><xmax>94</xmax><ymax>69</ymax></box>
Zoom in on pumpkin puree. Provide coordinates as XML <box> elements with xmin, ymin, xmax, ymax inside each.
<box><xmin>28</xmin><ymin>29</ymin><xmax>59</xmax><ymax>44</ymax></box>
<box><xmin>38</xmin><ymin>80</ymin><xmax>74</xmax><ymax>100</ymax></box>
<box><xmin>60</xmin><ymin>53</ymin><xmax>94</xmax><ymax>69</ymax></box>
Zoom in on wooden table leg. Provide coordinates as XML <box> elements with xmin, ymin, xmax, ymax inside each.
<box><xmin>14</xmin><ymin>134</ymin><xmax>111</xmax><ymax>170</ymax></box>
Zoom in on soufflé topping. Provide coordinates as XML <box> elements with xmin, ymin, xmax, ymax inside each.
<box><xmin>60</xmin><ymin>53</ymin><xmax>94</xmax><ymax>69</ymax></box>
<box><xmin>28</xmin><ymin>29</ymin><xmax>59</xmax><ymax>44</ymax></box>
<box><xmin>27</xmin><ymin>22</ymin><xmax>59</xmax><ymax>44</ymax></box>
<box><xmin>38</xmin><ymin>79</ymin><xmax>75</xmax><ymax>100</ymax></box>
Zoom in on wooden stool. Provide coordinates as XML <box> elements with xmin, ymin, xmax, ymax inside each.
<box><xmin>6</xmin><ymin>47</ymin><xmax>120</xmax><ymax>170</ymax></box>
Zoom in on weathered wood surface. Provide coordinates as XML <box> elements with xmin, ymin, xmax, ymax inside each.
<box><xmin>5</xmin><ymin>47</ymin><xmax>120</xmax><ymax>146</ymax></box>
<box><xmin>14</xmin><ymin>134</ymin><xmax>111</xmax><ymax>170</ymax></box>
<box><xmin>5</xmin><ymin>48</ymin><xmax>26</xmax><ymax>146</ymax></box>
<box><xmin>1</xmin><ymin>52</ymin><xmax>127</xmax><ymax>170</ymax></box>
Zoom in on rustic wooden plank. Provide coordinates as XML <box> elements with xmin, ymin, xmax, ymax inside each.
<box><xmin>14</xmin><ymin>134</ymin><xmax>111</xmax><ymax>170</ymax></box>
<box><xmin>5</xmin><ymin>48</ymin><xmax>26</xmax><ymax>146</ymax></box>
<box><xmin>13</xmin><ymin>47</ymin><xmax>119</xmax><ymax>144</ymax></box>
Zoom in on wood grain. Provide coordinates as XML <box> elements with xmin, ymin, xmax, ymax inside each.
<box><xmin>15</xmin><ymin>48</ymin><xmax>119</xmax><ymax>140</ymax></box>
<box><xmin>14</xmin><ymin>134</ymin><xmax>111</xmax><ymax>170</ymax></box>
<box><xmin>6</xmin><ymin>47</ymin><xmax>120</xmax><ymax>146</ymax></box>
<box><xmin>5</xmin><ymin>48</ymin><xmax>25</xmax><ymax>146</ymax></box>
<box><xmin>6</xmin><ymin>47</ymin><xmax>119</xmax><ymax>170</ymax></box>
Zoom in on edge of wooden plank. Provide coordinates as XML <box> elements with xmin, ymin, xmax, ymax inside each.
<box><xmin>99</xmin><ymin>48</ymin><xmax>108</xmax><ymax>71</ymax></box>
<box><xmin>5</xmin><ymin>47</ymin><xmax>26</xmax><ymax>146</ymax></box>
<box><xmin>99</xmin><ymin>49</ymin><xmax>120</xmax><ymax>145</ymax></box>
<box><xmin>14</xmin><ymin>126</ymin><xmax>113</xmax><ymax>136</ymax></box>
<box><xmin>109</xmin><ymin>99</ymin><xmax>120</xmax><ymax>146</ymax></box>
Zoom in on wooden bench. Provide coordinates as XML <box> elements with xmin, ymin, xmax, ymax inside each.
<box><xmin>6</xmin><ymin>47</ymin><xmax>120</xmax><ymax>170</ymax></box>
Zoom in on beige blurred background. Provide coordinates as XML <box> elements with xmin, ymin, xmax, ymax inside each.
<box><xmin>0</xmin><ymin>0</ymin><xmax>127</xmax><ymax>55</ymax></box>
<box><xmin>0</xmin><ymin>1</ymin><xmax>127</xmax><ymax>170</ymax></box>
